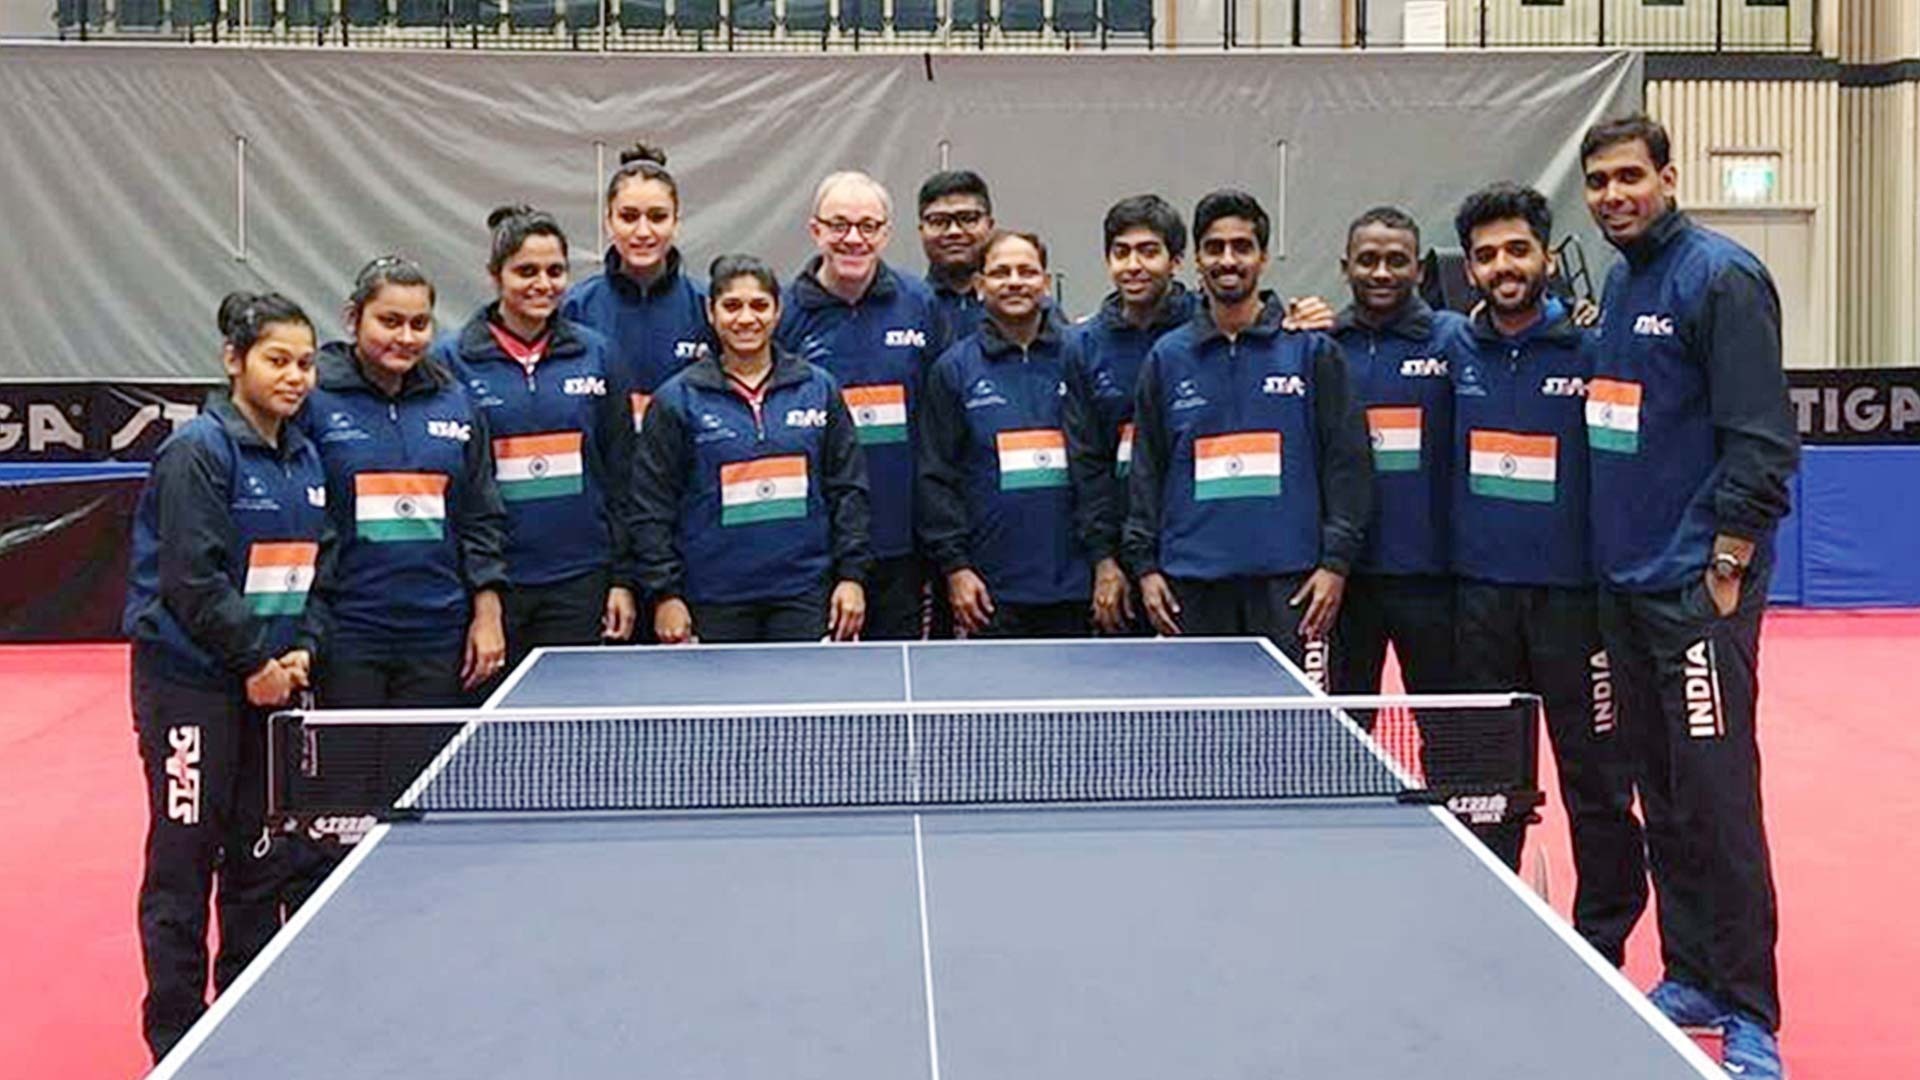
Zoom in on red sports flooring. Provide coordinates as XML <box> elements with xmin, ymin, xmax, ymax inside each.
<box><xmin>2</xmin><ymin>612</ymin><xmax>1915</xmax><ymax>1079</ymax></box>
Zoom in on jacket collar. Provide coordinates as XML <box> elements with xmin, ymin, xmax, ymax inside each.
<box><xmin>1468</xmin><ymin>295</ymin><xmax>1580</xmax><ymax>348</ymax></box>
<box><xmin>206</xmin><ymin>393</ymin><xmax>309</xmax><ymax>459</ymax></box>
<box><xmin>978</xmin><ymin>305</ymin><xmax>1067</xmax><ymax>360</ymax></box>
<box><xmin>1095</xmin><ymin>282</ymin><xmax>1196</xmax><ymax>336</ymax></box>
<box><xmin>679</xmin><ymin>346</ymin><xmax>813</xmax><ymax>394</ymax></box>
<box><xmin>1617</xmin><ymin>208</ymin><xmax>1689</xmax><ymax>267</ymax></box>
<box><xmin>454</xmin><ymin>303</ymin><xmax>588</xmax><ymax>364</ymax></box>
<box><xmin>602</xmin><ymin>246</ymin><xmax>689</xmax><ymax>300</ymax></box>
<box><xmin>791</xmin><ymin>256</ymin><xmax>899</xmax><ymax>311</ymax></box>
<box><xmin>1333</xmin><ymin>295</ymin><xmax>1435</xmax><ymax>342</ymax></box>
<box><xmin>317</xmin><ymin>340</ymin><xmax>453</xmax><ymax>398</ymax></box>
<box><xmin>926</xmin><ymin>265</ymin><xmax>976</xmax><ymax>300</ymax></box>
<box><xmin>1192</xmin><ymin>290</ymin><xmax>1286</xmax><ymax>346</ymax></box>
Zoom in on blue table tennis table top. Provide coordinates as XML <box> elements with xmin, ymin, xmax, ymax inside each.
<box><xmin>150</xmin><ymin>638</ymin><xmax>1717</xmax><ymax>1080</ymax></box>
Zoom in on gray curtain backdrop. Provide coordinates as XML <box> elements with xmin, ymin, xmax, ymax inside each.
<box><xmin>0</xmin><ymin>44</ymin><xmax>1640</xmax><ymax>381</ymax></box>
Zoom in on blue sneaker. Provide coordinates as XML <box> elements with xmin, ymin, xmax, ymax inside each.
<box><xmin>1647</xmin><ymin>978</ymin><xmax>1732</xmax><ymax>1034</ymax></box>
<box><xmin>1721</xmin><ymin>1012</ymin><xmax>1784</xmax><ymax>1078</ymax></box>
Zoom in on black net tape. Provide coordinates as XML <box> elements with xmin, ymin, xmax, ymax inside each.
<box><xmin>272</xmin><ymin>700</ymin><xmax>1539</xmax><ymax>818</ymax></box>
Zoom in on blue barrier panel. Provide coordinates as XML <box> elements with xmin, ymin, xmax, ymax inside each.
<box><xmin>1800</xmin><ymin>445</ymin><xmax>1920</xmax><ymax>608</ymax></box>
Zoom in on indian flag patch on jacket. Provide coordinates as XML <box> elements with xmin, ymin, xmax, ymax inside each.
<box><xmin>1194</xmin><ymin>432</ymin><xmax>1281</xmax><ymax>500</ymax></box>
<box><xmin>996</xmin><ymin>428</ymin><xmax>1068</xmax><ymax>490</ymax></box>
<box><xmin>1115</xmin><ymin>422</ymin><xmax>1135</xmax><ymax>477</ymax></box>
<box><xmin>629</xmin><ymin>392</ymin><xmax>651</xmax><ymax>433</ymax></box>
<box><xmin>354</xmin><ymin>472</ymin><xmax>448</xmax><ymax>542</ymax></box>
<box><xmin>1366</xmin><ymin>406</ymin><xmax>1422</xmax><ymax>473</ymax></box>
<box><xmin>844</xmin><ymin>384</ymin><xmax>907</xmax><ymax>445</ymax></box>
<box><xmin>1586</xmin><ymin>378</ymin><xmax>1642</xmax><ymax>453</ymax></box>
<box><xmin>720</xmin><ymin>455</ymin><xmax>808</xmax><ymax>526</ymax></box>
<box><xmin>243</xmin><ymin>541</ymin><xmax>318</xmax><ymax>616</ymax></box>
<box><xmin>1469</xmin><ymin>430</ymin><xmax>1557</xmax><ymax>503</ymax></box>
<box><xmin>494</xmin><ymin>431</ymin><xmax>584</xmax><ymax>503</ymax></box>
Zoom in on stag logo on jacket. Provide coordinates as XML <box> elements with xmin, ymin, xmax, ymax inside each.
<box><xmin>1540</xmin><ymin>377</ymin><xmax>1589</xmax><ymax>397</ymax></box>
<box><xmin>1400</xmin><ymin>357</ymin><xmax>1449</xmax><ymax>378</ymax></box>
<box><xmin>1262</xmin><ymin>375</ymin><xmax>1306</xmax><ymax>397</ymax></box>
<box><xmin>1633</xmin><ymin>313</ymin><xmax>1675</xmax><ymax>337</ymax></box>
<box><xmin>563</xmin><ymin>376</ymin><xmax>607</xmax><ymax>397</ymax></box>
<box><xmin>885</xmin><ymin>329</ymin><xmax>927</xmax><ymax>349</ymax></box>
<box><xmin>426</xmin><ymin>419</ymin><xmax>471</xmax><ymax>443</ymax></box>
<box><xmin>785</xmin><ymin>408</ymin><xmax>829</xmax><ymax>429</ymax></box>
<box><xmin>307</xmin><ymin>486</ymin><xmax>327</xmax><ymax>508</ymax></box>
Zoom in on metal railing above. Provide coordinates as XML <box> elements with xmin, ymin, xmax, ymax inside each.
<box><xmin>47</xmin><ymin>0</ymin><xmax>1819</xmax><ymax>53</ymax></box>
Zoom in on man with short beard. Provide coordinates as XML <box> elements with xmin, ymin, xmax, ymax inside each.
<box><xmin>1121</xmin><ymin>190</ymin><xmax>1369</xmax><ymax>682</ymax></box>
<box><xmin>1581</xmin><ymin>114</ymin><xmax>1798</xmax><ymax>1080</ymax></box>
<box><xmin>1443</xmin><ymin>182</ymin><xmax>1647</xmax><ymax>966</ymax></box>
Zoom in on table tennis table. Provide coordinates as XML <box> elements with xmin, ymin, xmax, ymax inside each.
<box><xmin>151</xmin><ymin>638</ymin><xmax>1718</xmax><ymax>1079</ymax></box>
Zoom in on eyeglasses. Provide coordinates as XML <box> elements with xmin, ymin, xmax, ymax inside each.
<box><xmin>815</xmin><ymin>217</ymin><xmax>889</xmax><ymax>240</ymax></box>
<box><xmin>921</xmin><ymin>209</ymin><xmax>988</xmax><ymax>231</ymax></box>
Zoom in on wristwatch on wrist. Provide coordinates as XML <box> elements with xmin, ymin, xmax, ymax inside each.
<box><xmin>1711</xmin><ymin>551</ymin><xmax>1746</xmax><ymax>579</ymax></box>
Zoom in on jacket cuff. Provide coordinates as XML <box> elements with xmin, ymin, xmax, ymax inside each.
<box><xmin>1712</xmin><ymin>512</ymin><xmax>1769</xmax><ymax>544</ymax></box>
<box><xmin>227</xmin><ymin>644</ymin><xmax>272</xmax><ymax>679</ymax></box>
<box><xmin>1318</xmin><ymin>556</ymin><xmax>1352</xmax><ymax>577</ymax></box>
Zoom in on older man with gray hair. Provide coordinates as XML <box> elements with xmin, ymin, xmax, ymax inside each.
<box><xmin>777</xmin><ymin>171</ymin><xmax>950</xmax><ymax>639</ymax></box>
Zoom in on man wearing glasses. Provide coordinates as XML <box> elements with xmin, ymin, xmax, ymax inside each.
<box><xmin>779</xmin><ymin>171</ymin><xmax>950</xmax><ymax>640</ymax></box>
<box><xmin>916</xmin><ymin>170</ymin><xmax>996</xmax><ymax>341</ymax></box>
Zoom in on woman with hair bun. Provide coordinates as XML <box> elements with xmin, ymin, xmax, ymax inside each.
<box><xmin>432</xmin><ymin>205</ymin><xmax>637</xmax><ymax>668</ymax></box>
<box><xmin>561</xmin><ymin>141</ymin><xmax>713</xmax><ymax>433</ymax></box>
<box><xmin>632</xmin><ymin>254</ymin><xmax>871</xmax><ymax>643</ymax></box>
<box><xmin>123</xmin><ymin>291</ymin><xmax>333</xmax><ymax>1061</ymax></box>
<box><xmin>296</xmin><ymin>255</ymin><xmax>509</xmax><ymax>707</ymax></box>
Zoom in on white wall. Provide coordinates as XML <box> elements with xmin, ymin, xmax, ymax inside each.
<box><xmin>1</xmin><ymin>0</ymin><xmax>59</xmax><ymax>37</ymax></box>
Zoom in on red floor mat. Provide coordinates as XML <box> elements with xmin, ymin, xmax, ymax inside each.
<box><xmin>4</xmin><ymin>614</ymin><xmax>1916</xmax><ymax>1079</ymax></box>
<box><xmin>0</xmin><ymin>644</ymin><xmax>147</xmax><ymax>1080</ymax></box>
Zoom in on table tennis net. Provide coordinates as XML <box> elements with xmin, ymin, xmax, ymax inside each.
<box><xmin>269</xmin><ymin>696</ymin><xmax>1543</xmax><ymax>819</ymax></box>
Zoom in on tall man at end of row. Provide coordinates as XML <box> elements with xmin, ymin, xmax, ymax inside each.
<box><xmin>1581</xmin><ymin>114</ymin><xmax>1799</xmax><ymax>1080</ymax></box>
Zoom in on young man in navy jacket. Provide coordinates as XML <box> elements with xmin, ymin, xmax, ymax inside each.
<box><xmin>1122</xmin><ymin>190</ymin><xmax>1371</xmax><ymax>684</ymax></box>
<box><xmin>1445</xmin><ymin>184</ymin><xmax>1647</xmax><ymax>966</ymax></box>
<box><xmin>1582</xmin><ymin>115</ymin><xmax>1799</xmax><ymax>1079</ymax></box>
<box><xmin>1329</xmin><ymin>206</ymin><xmax>1463</xmax><ymax>698</ymax></box>
<box><xmin>919</xmin><ymin>230</ymin><xmax>1115</xmax><ymax>637</ymax></box>
<box><xmin>1072</xmin><ymin>195</ymin><xmax>1199</xmax><ymax>631</ymax></box>
<box><xmin>778</xmin><ymin>171</ymin><xmax>950</xmax><ymax>640</ymax></box>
